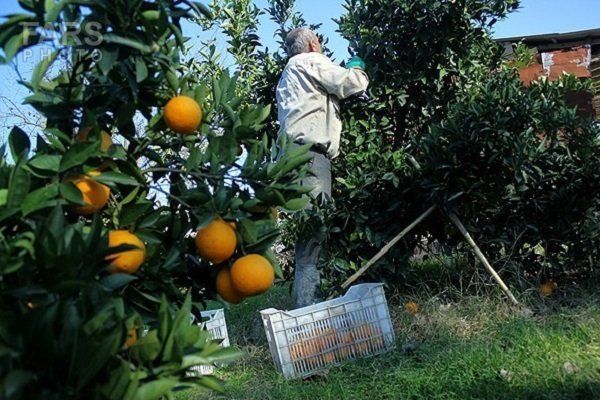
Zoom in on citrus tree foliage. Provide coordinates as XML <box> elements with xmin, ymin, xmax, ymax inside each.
<box><xmin>0</xmin><ymin>0</ymin><xmax>310</xmax><ymax>398</ymax></box>
<box><xmin>419</xmin><ymin>70</ymin><xmax>600</xmax><ymax>280</ymax></box>
<box><xmin>313</xmin><ymin>0</ymin><xmax>519</xmax><ymax>289</ymax></box>
<box><xmin>322</xmin><ymin>0</ymin><xmax>597</xmax><ymax>289</ymax></box>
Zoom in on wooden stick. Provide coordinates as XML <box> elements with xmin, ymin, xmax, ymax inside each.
<box><xmin>448</xmin><ymin>212</ymin><xmax>519</xmax><ymax>305</ymax></box>
<box><xmin>340</xmin><ymin>204</ymin><xmax>437</xmax><ymax>290</ymax></box>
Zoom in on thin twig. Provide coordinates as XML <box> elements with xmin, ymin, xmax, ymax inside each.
<box><xmin>149</xmin><ymin>185</ymin><xmax>194</xmax><ymax>210</ymax></box>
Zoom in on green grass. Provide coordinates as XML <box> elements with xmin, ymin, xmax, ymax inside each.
<box><xmin>181</xmin><ymin>285</ymin><xmax>599</xmax><ymax>400</ymax></box>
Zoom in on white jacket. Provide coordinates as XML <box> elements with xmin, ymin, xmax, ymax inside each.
<box><xmin>276</xmin><ymin>52</ymin><xmax>369</xmax><ymax>159</ymax></box>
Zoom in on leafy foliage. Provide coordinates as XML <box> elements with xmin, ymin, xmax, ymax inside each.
<box><xmin>325</xmin><ymin>0</ymin><xmax>599</xmax><ymax>289</ymax></box>
<box><xmin>418</xmin><ymin>70</ymin><xmax>600</xmax><ymax>280</ymax></box>
<box><xmin>0</xmin><ymin>0</ymin><xmax>310</xmax><ymax>398</ymax></box>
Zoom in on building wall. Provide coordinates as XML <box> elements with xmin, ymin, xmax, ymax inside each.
<box><xmin>518</xmin><ymin>45</ymin><xmax>591</xmax><ymax>84</ymax></box>
<box><xmin>515</xmin><ymin>45</ymin><xmax>598</xmax><ymax>119</ymax></box>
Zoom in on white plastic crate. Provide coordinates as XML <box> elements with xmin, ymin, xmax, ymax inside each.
<box><xmin>260</xmin><ymin>283</ymin><xmax>395</xmax><ymax>379</ymax></box>
<box><xmin>189</xmin><ymin>309</ymin><xmax>230</xmax><ymax>376</ymax></box>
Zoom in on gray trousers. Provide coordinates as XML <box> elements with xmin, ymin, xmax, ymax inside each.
<box><xmin>292</xmin><ymin>150</ymin><xmax>332</xmax><ymax>308</ymax></box>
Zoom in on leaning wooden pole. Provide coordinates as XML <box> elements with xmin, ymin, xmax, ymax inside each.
<box><xmin>340</xmin><ymin>204</ymin><xmax>437</xmax><ymax>290</ymax></box>
<box><xmin>448</xmin><ymin>212</ymin><xmax>519</xmax><ymax>305</ymax></box>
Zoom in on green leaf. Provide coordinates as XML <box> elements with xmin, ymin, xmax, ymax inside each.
<box><xmin>135</xmin><ymin>379</ymin><xmax>178</xmax><ymax>400</ymax></box>
<box><xmin>47</xmin><ymin>205</ymin><xmax>65</xmax><ymax>238</ymax></box>
<box><xmin>45</xmin><ymin>0</ymin><xmax>68</xmax><ymax>22</ymax></box>
<box><xmin>166</xmin><ymin>68</ymin><xmax>179</xmax><ymax>92</ymax></box>
<box><xmin>31</xmin><ymin>50</ymin><xmax>58</xmax><ymax>91</ymax></box>
<box><xmin>3</xmin><ymin>31</ymin><xmax>27</xmax><ymax>63</ymax></box>
<box><xmin>59</xmin><ymin>142</ymin><xmax>99</xmax><ymax>171</ymax></box>
<box><xmin>197</xmin><ymin>376</ymin><xmax>224</xmax><ymax>393</ymax></box>
<box><xmin>135</xmin><ymin>57</ymin><xmax>148</xmax><ymax>83</ymax></box>
<box><xmin>238</xmin><ymin>218</ymin><xmax>257</xmax><ymax>243</ymax></box>
<box><xmin>7</xmin><ymin>161</ymin><xmax>31</xmax><ymax>208</ymax></box>
<box><xmin>103</xmin><ymin>33</ymin><xmax>152</xmax><ymax>54</ymax></box>
<box><xmin>9</xmin><ymin>126</ymin><xmax>30</xmax><ymax>160</ymax></box>
<box><xmin>100</xmin><ymin>274</ymin><xmax>138</xmax><ymax>290</ymax></box>
<box><xmin>95</xmin><ymin>171</ymin><xmax>140</xmax><ymax>186</ymax></box>
<box><xmin>189</xmin><ymin>1</ymin><xmax>214</xmax><ymax>19</ymax></box>
<box><xmin>0</xmin><ymin>189</ymin><xmax>7</xmax><ymax>206</ymax></box>
<box><xmin>283</xmin><ymin>196</ymin><xmax>310</xmax><ymax>211</ymax></box>
<box><xmin>119</xmin><ymin>202</ymin><xmax>152</xmax><ymax>226</ymax></box>
<box><xmin>59</xmin><ymin>182</ymin><xmax>85</xmax><ymax>205</ymax></box>
<box><xmin>21</xmin><ymin>183</ymin><xmax>59</xmax><ymax>216</ymax></box>
<box><xmin>28</xmin><ymin>154</ymin><xmax>61</xmax><ymax>172</ymax></box>
<box><xmin>130</xmin><ymin>330</ymin><xmax>161</xmax><ymax>362</ymax></box>
<box><xmin>185</xmin><ymin>146</ymin><xmax>202</xmax><ymax>170</ymax></box>
<box><xmin>265</xmin><ymin>249</ymin><xmax>283</xmax><ymax>279</ymax></box>
<box><xmin>97</xmin><ymin>46</ymin><xmax>119</xmax><ymax>75</ymax></box>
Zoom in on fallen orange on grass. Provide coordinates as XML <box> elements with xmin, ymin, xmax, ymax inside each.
<box><xmin>404</xmin><ymin>301</ymin><xmax>420</xmax><ymax>315</ymax></box>
<box><xmin>539</xmin><ymin>281</ymin><xmax>556</xmax><ymax>297</ymax></box>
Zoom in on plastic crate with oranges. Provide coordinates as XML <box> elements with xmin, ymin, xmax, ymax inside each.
<box><xmin>260</xmin><ymin>284</ymin><xmax>395</xmax><ymax>379</ymax></box>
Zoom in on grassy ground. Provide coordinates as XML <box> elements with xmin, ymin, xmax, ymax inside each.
<box><xmin>179</xmin><ymin>285</ymin><xmax>599</xmax><ymax>400</ymax></box>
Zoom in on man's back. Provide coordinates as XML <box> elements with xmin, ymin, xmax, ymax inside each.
<box><xmin>276</xmin><ymin>52</ymin><xmax>368</xmax><ymax>159</ymax></box>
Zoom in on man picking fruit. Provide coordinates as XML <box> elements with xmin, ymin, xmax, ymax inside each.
<box><xmin>277</xmin><ymin>27</ymin><xmax>369</xmax><ymax>307</ymax></box>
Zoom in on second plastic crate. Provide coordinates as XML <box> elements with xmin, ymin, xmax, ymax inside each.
<box><xmin>260</xmin><ymin>283</ymin><xmax>395</xmax><ymax>379</ymax></box>
<box><xmin>189</xmin><ymin>309</ymin><xmax>230</xmax><ymax>375</ymax></box>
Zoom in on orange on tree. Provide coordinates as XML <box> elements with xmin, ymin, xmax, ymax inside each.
<box><xmin>123</xmin><ymin>328</ymin><xmax>137</xmax><ymax>349</ymax></box>
<box><xmin>68</xmin><ymin>171</ymin><xmax>111</xmax><ymax>215</ymax></box>
<box><xmin>230</xmin><ymin>254</ymin><xmax>274</xmax><ymax>296</ymax></box>
<box><xmin>76</xmin><ymin>127</ymin><xmax>113</xmax><ymax>152</ymax></box>
<box><xmin>195</xmin><ymin>219</ymin><xmax>237</xmax><ymax>264</ymax></box>
<box><xmin>216</xmin><ymin>266</ymin><xmax>245</xmax><ymax>304</ymax></box>
<box><xmin>163</xmin><ymin>95</ymin><xmax>202</xmax><ymax>134</ymax></box>
<box><xmin>105</xmin><ymin>230</ymin><xmax>146</xmax><ymax>274</ymax></box>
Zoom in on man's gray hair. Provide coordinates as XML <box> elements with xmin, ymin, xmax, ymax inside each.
<box><xmin>285</xmin><ymin>27</ymin><xmax>318</xmax><ymax>57</ymax></box>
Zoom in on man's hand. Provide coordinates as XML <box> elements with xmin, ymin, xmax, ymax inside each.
<box><xmin>345</xmin><ymin>55</ymin><xmax>366</xmax><ymax>70</ymax></box>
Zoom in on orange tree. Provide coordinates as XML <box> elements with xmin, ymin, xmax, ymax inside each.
<box><xmin>0</xmin><ymin>0</ymin><xmax>311</xmax><ymax>398</ymax></box>
<box><xmin>330</xmin><ymin>0</ymin><xmax>599</xmax><ymax>289</ymax></box>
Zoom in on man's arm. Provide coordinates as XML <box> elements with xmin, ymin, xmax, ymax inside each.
<box><xmin>307</xmin><ymin>55</ymin><xmax>369</xmax><ymax>99</ymax></box>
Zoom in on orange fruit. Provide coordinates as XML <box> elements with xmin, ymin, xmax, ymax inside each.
<box><xmin>68</xmin><ymin>171</ymin><xmax>110</xmax><ymax>215</ymax></box>
<box><xmin>404</xmin><ymin>301</ymin><xmax>420</xmax><ymax>315</ymax></box>
<box><xmin>216</xmin><ymin>266</ymin><xmax>245</xmax><ymax>304</ymax></box>
<box><xmin>123</xmin><ymin>328</ymin><xmax>137</xmax><ymax>349</ymax></box>
<box><xmin>539</xmin><ymin>281</ymin><xmax>555</xmax><ymax>297</ymax></box>
<box><xmin>195</xmin><ymin>219</ymin><xmax>237</xmax><ymax>264</ymax></box>
<box><xmin>230</xmin><ymin>254</ymin><xmax>274</xmax><ymax>296</ymax></box>
<box><xmin>76</xmin><ymin>127</ymin><xmax>113</xmax><ymax>152</ymax></box>
<box><xmin>105</xmin><ymin>230</ymin><xmax>146</xmax><ymax>274</ymax></box>
<box><xmin>163</xmin><ymin>95</ymin><xmax>202</xmax><ymax>134</ymax></box>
